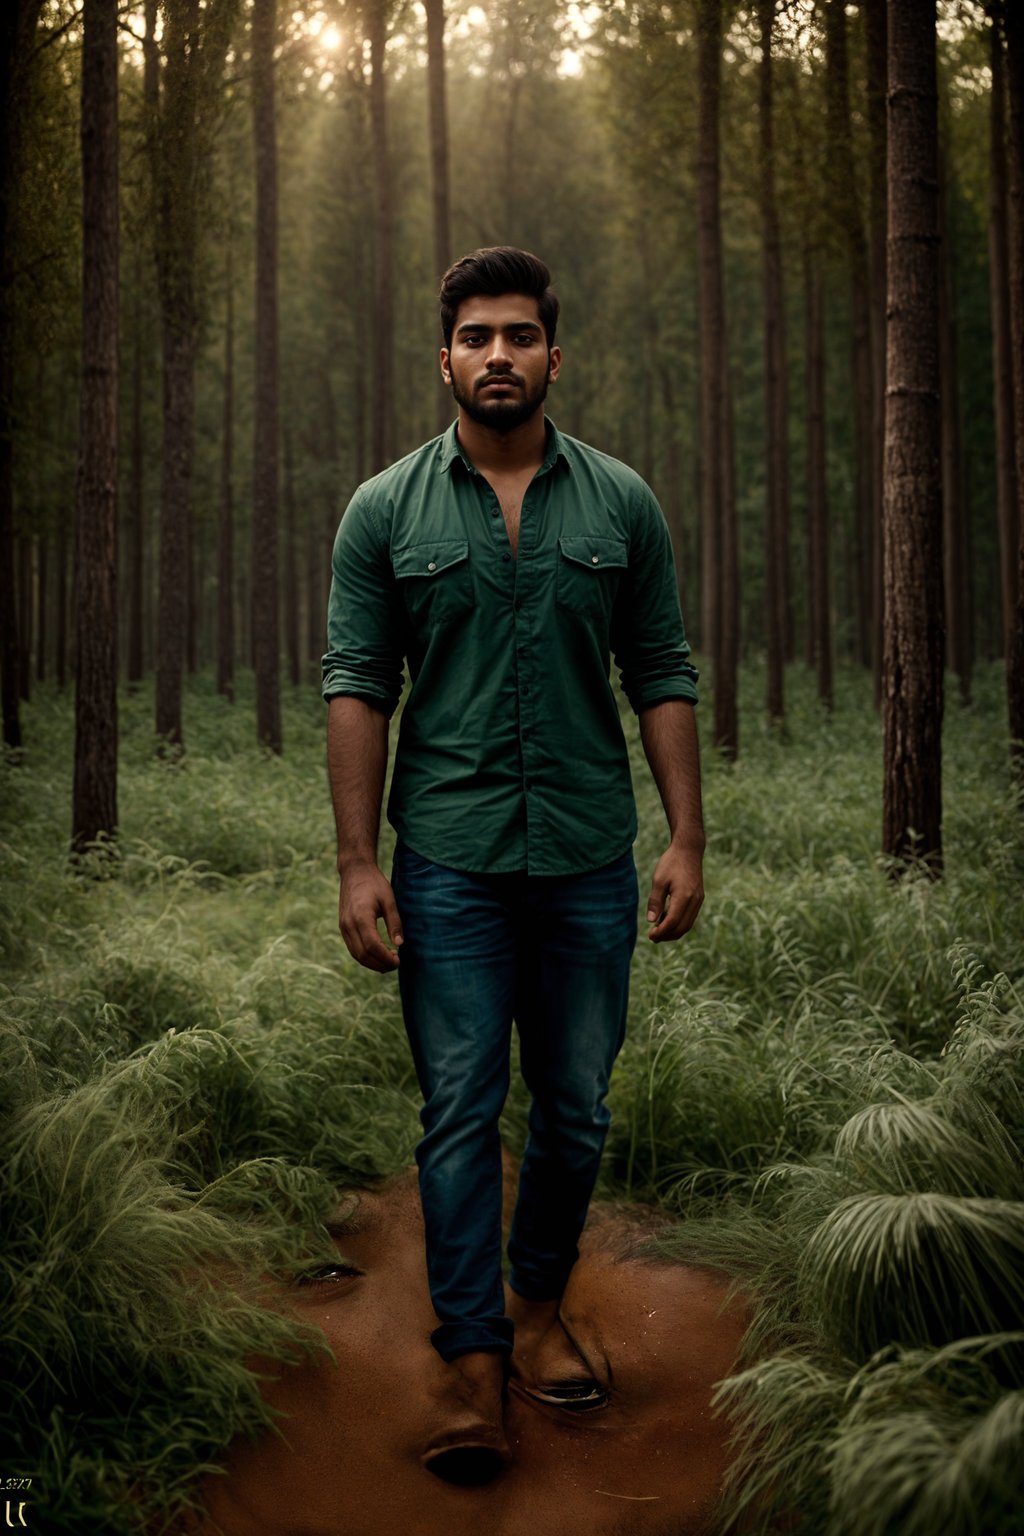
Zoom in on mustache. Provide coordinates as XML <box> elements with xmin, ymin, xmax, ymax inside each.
<box><xmin>477</xmin><ymin>372</ymin><xmax>524</xmax><ymax>390</ymax></box>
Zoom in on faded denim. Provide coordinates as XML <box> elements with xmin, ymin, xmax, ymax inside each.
<box><xmin>391</xmin><ymin>840</ymin><xmax>639</xmax><ymax>1361</ymax></box>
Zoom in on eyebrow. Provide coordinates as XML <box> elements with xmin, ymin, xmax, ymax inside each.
<box><xmin>455</xmin><ymin>320</ymin><xmax>543</xmax><ymax>336</ymax></box>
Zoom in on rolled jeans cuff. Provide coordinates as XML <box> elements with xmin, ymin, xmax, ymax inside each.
<box><xmin>431</xmin><ymin>1317</ymin><xmax>515</xmax><ymax>1361</ymax></box>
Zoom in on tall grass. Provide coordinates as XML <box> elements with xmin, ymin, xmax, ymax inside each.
<box><xmin>1</xmin><ymin>662</ymin><xmax>1022</xmax><ymax>1532</ymax></box>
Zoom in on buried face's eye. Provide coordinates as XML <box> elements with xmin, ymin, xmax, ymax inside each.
<box><xmin>522</xmin><ymin>1378</ymin><xmax>609</xmax><ymax>1413</ymax></box>
<box><xmin>293</xmin><ymin>1260</ymin><xmax>362</xmax><ymax>1288</ymax></box>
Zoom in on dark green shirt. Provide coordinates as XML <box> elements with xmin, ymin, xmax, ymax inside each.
<box><xmin>322</xmin><ymin>420</ymin><xmax>698</xmax><ymax>875</ymax></box>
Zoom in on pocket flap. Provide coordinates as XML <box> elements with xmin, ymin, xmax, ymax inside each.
<box><xmin>558</xmin><ymin>535</ymin><xmax>629</xmax><ymax>572</ymax></box>
<box><xmin>393</xmin><ymin>540</ymin><xmax>470</xmax><ymax>579</ymax></box>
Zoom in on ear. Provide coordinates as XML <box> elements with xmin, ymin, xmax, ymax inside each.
<box><xmin>439</xmin><ymin>347</ymin><xmax>452</xmax><ymax>385</ymax></box>
<box><xmin>547</xmin><ymin>346</ymin><xmax>562</xmax><ymax>384</ymax></box>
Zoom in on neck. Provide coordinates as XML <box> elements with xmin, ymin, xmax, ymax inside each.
<box><xmin>455</xmin><ymin>408</ymin><xmax>548</xmax><ymax>476</ymax></box>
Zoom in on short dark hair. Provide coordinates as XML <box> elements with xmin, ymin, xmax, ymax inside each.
<box><xmin>438</xmin><ymin>246</ymin><xmax>559</xmax><ymax>350</ymax></box>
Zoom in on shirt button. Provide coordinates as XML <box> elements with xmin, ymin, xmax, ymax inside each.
<box><xmin>491</xmin><ymin>508</ymin><xmax>500</xmax><ymax>518</ymax></box>
<box><xmin>591</xmin><ymin>554</ymin><xmax>600</xmax><ymax>564</ymax></box>
<box><xmin>427</xmin><ymin>561</ymin><xmax>437</xmax><ymax>572</ymax></box>
<box><xmin>502</xmin><ymin>552</ymin><xmax>511</xmax><ymax>563</ymax></box>
<box><xmin>522</xmin><ymin>685</ymin><xmax>530</xmax><ymax>696</ymax></box>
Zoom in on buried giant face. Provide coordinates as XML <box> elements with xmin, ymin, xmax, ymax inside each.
<box><xmin>196</xmin><ymin>1179</ymin><xmax>748</xmax><ymax>1536</ymax></box>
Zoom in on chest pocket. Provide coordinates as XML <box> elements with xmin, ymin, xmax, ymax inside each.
<box><xmin>556</xmin><ymin>535</ymin><xmax>629</xmax><ymax>622</ymax></box>
<box><xmin>393</xmin><ymin>540</ymin><xmax>473</xmax><ymax>631</ymax></box>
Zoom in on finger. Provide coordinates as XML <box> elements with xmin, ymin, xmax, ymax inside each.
<box><xmin>645</xmin><ymin>876</ymin><xmax>668</xmax><ymax>926</ymax></box>
<box><xmin>380</xmin><ymin>885</ymin><xmax>404</xmax><ymax>948</ymax></box>
<box><xmin>649</xmin><ymin>889</ymin><xmax>703</xmax><ymax>942</ymax></box>
<box><xmin>352</xmin><ymin>918</ymin><xmax>401</xmax><ymax>971</ymax></box>
<box><xmin>339</xmin><ymin>901</ymin><xmax>400</xmax><ymax>972</ymax></box>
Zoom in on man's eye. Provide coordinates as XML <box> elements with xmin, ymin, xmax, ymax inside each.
<box><xmin>513</xmin><ymin>334</ymin><xmax>536</xmax><ymax>345</ymax></box>
<box><xmin>294</xmin><ymin>1261</ymin><xmax>361</xmax><ymax>1287</ymax></box>
<box><xmin>526</xmin><ymin>1379</ymin><xmax>608</xmax><ymax>1412</ymax></box>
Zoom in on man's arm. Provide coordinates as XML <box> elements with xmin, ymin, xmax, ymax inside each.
<box><xmin>638</xmin><ymin>698</ymin><xmax>705</xmax><ymax>943</ymax></box>
<box><xmin>328</xmin><ymin>694</ymin><xmax>403</xmax><ymax>972</ymax></box>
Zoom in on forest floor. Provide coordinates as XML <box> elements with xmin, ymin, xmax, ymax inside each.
<box><xmin>1</xmin><ymin>660</ymin><xmax>1021</xmax><ymax>1201</ymax></box>
<box><xmin>3</xmin><ymin>662</ymin><xmax>1024</xmax><ymax>1534</ymax></box>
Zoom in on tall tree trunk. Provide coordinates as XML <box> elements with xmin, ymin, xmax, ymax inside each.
<box><xmin>283</xmin><ymin>425</ymin><xmax>300</xmax><ymax>687</ymax></box>
<box><xmin>1005</xmin><ymin>5</ymin><xmax>1024</xmax><ymax>760</ymax></box>
<box><xmin>17</xmin><ymin>535</ymin><xmax>31</xmax><ymax>700</ymax></box>
<box><xmin>989</xmin><ymin>16</ymin><xmax>1018</xmax><ymax>663</ymax></box>
<box><xmin>217</xmin><ymin>239</ymin><xmax>235</xmax><ymax>701</ymax></box>
<box><xmin>864</xmin><ymin>0</ymin><xmax>887</xmax><ymax>698</ymax></box>
<box><xmin>368</xmin><ymin>0</ymin><xmax>395</xmax><ymax>472</ymax></box>
<box><xmin>36</xmin><ymin>533</ymin><xmax>47</xmax><ymax>683</ymax></box>
<box><xmin>153</xmin><ymin>0</ymin><xmax>197</xmax><ymax>752</ymax></box>
<box><xmin>882</xmin><ymin>0</ymin><xmax>943</xmax><ymax>872</ymax></box>
<box><xmin>826</xmin><ymin>0</ymin><xmax>876</xmax><ymax>677</ymax></box>
<box><xmin>720</xmin><ymin>359</ymin><xmax>739</xmax><ymax>754</ymax></box>
<box><xmin>939</xmin><ymin>141</ymin><xmax>971</xmax><ymax>706</ymax></box>
<box><xmin>127</xmin><ymin>254</ymin><xmax>145</xmax><ymax>686</ymax></box>
<box><xmin>696</xmin><ymin>0</ymin><xmax>736</xmax><ymax>756</ymax></box>
<box><xmin>72</xmin><ymin>0</ymin><xmax>119</xmax><ymax>853</ymax></box>
<box><xmin>0</xmin><ymin>0</ymin><xmax>42</xmax><ymax>750</ymax></box>
<box><xmin>424</xmin><ymin>0</ymin><xmax>451</xmax><ymax>434</ymax></box>
<box><xmin>56</xmin><ymin>520</ymin><xmax>68</xmax><ymax>689</ymax></box>
<box><xmin>806</xmin><ymin>243</ymin><xmax>833</xmax><ymax>710</ymax></box>
<box><xmin>759</xmin><ymin>0</ymin><xmax>788</xmax><ymax>722</ymax></box>
<box><xmin>251</xmin><ymin>0</ymin><xmax>281</xmax><ymax>750</ymax></box>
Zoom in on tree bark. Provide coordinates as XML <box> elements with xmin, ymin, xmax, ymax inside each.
<box><xmin>217</xmin><ymin>238</ymin><xmax>235</xmax><ymax>701</ymax></box>
<box><xmin>72</xmin><ymin>0</ymin><xmax>119</xmax><ymax>853</ymax></box>
<box><xmin>424</xmin><ymin>0</ymin><xmax>452</xmax><ymax>434</ymax></box>
<box><xmin>696</xmin><ymin>0</ymin><xmax>736</xmax><ymax>756</ymax></box>
<box><xmin>826</xmin><ymin>0</ymin><xmax>876</xmax><ymax>677</ymax></box>
<box><xmin>989</xmin><ymin>16</ymin><xmax>1018</xmax><ymax>664</ymax></box>
<box><xmin>864</xmin><ymin>0</ymin><xmax>887</xmax><ymax>698</ymax></box>
<box><xmin>368</xmin><ymin>0</ymin><xmax>395</xmax><ymax>472</ymax></box>
<box><xmin>251</xmin><ymin>0</ymin><xmax>282</xmax><ymax>750</ymax></box>
<box><xmin>127</xmin><ymin>254</ymin><xmax>145</xmax><ymax>687</ymax></box>
<box><xmin>882</xmin><ymin>0</ymin><xmax>943</xmax><ymax>872</ymax></box>
<box><xmin>758</xmin><ymin>0</ymin><xmax>788</xmax><ymax>722</ymax></box>
<box><xmin>805</xmin><ymin>242</ymin><xmax>832</xmax><ymax>710</ymax></box>
<box><xmin>153</xmin><ymin>0</ymin><xmax>197</xmax><ymax>752</ymax></box>
<box><xmin>1003</xmin><ymin>6</ymin><xmax>1024</xmax><ymax>759</ymax></box>
<box><xmin>17</xmin><ymin>535</ymin><xmax>31</xmax><ymax>700</ymax></box>
<box><xmin>283</xmin><ymin>424</ymin><xmax>300</xmax><ymax>687</ymax></box>
<box><xmin>0</xmin><ymin>0</ymin><xmax>42</xmax><ymax>749</ymax></box>
<box><xmin>938</xmin><ymin>141</ymin><xmax>971</xmax><ymax>705</ymax></box>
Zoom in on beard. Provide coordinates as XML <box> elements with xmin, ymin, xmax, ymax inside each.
<box><xmin>449</xmin><ymin>365</ymin><xmax>550</xmax><ymax>432</ymax></box>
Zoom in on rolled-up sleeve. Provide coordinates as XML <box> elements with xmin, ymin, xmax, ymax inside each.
<box><xmin>321</xmin><ymin>489</ymin><xmax>406</xmax><ymax>715</ymax></box>
<box><xmin>612</xmin><ymin>484</ymin><xmax>699</xmax><ymax>714</ymax></box>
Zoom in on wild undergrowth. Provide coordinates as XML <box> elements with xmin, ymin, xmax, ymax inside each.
<box><xmin>1</xmin><ymin>661</ymin><xmax>1022</xmax><ymax>1533</ymax></box>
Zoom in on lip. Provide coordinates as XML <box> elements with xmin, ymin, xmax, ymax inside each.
<box><xmin>479</xmin><ymin>378</ymin><xmax>519</xmax><ymax>392</ymax></box>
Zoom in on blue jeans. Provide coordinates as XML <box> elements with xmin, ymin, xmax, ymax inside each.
<box><xmin>391</xmin><ymin>841</ymin><xmax>639</xmax><ymax>1361</ymax></box>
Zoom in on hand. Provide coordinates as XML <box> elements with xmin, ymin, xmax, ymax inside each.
<box><xmin>338</xmin><ymin>859</ymin><xmax>404</xmax><ymax>972</ymax></box>
<box><xmin>646</xmin><ymin>844</ymin><xmax>704</xmax><ymax>943</ymax></box>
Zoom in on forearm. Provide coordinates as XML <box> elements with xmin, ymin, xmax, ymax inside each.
<box><xmin>638</xmin><ymin>699</ymin><xmax>705</xmax><ymax>852</ymax></box>
<box><xmin>327</xmin><ymin>695</ymin><xmax>390</xmax><ymax>869</ymax></box>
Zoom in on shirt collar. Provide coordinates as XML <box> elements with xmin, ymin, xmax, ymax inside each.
<box><xmin>439</xmin><ymin>417</ymin><xmax>573</xmax><ymax>477</ymax></box>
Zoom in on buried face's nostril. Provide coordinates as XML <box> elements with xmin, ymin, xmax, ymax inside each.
<box><xmin>423</xmin><ymin>1444</ymin><xmax>507</xmax><ymax>1487</ymax></box>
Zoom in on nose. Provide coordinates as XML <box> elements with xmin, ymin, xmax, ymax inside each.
<box><xmin>484</xmin><ymin>333</ymin><xmax>514</xmax><ymax>370</ymax></box>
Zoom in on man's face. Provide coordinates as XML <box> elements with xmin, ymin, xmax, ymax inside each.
<box><xmin>503</xmin><ymin>1252</ymin><xmax>749</xmax><ymax>1534</ymax></box>
<box><xmin>196</xmin><ymin>1179</ymin><xmax>504</xmax><ymax>1536</ymax></box>
<box><xmin>441</xmin><ymin>293</ymin><xmax>561</xmax><ymax>432</ymax></box>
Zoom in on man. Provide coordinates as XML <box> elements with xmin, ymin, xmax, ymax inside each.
<box><xmin>322</xmin><ymin>247</ymin><xmax>704</xmax><ymax>1454</ymax></box>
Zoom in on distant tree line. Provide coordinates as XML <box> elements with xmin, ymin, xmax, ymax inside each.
<box><xmin>1</xmin><ymin>0</ymin><xmax>1022</xmax><ymax>875</ymax></box>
